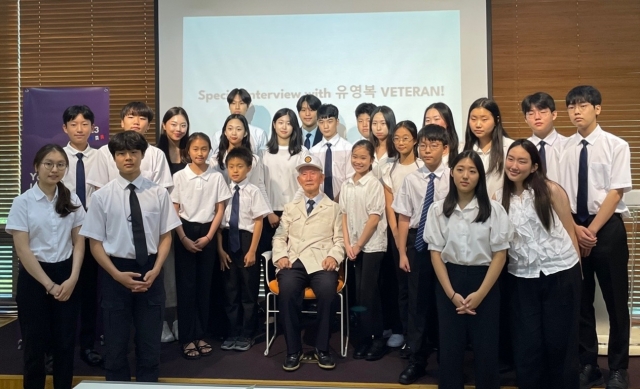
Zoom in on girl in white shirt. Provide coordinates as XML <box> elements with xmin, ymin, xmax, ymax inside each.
<box><xmin>498</xmin><ymin>140</ymin><xmax>581</xmax><ymax>389</ymax></box>
<box><xmin>425</xmin><ymin>150</ymin><xmax>514</xmax><ymax>389</ymax></box>
<box><xmin>339</xmin><ymin>140</ymin><xmax>388</xmax><ymax>361</ymax></box>
<box><xmin>462</xmin><ymin>98</ymin><xmax>514</xmax><ymax>198</ymax></box>
<box><xmin>7</xmin><ymin>144</ymin><xmax>86</xmax><ymax>389</ymax></box>
<box><xmin>423</xmin><ymin>102</ymin><xmax>459</xmax><ymax>167</ymax></box>
<box><xmin>369</xmin><ymin>106</ymin><xmax>397</xmax><ymax>179</ymax></box>
<box><xmin>172</xmin><ymin>133</ymin><xmax>232</xmax><ymax>360</ymax></box>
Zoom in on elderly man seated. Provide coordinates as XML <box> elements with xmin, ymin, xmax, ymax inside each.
<box><xmin>272</xmin><ymin>155</ymin><xmax>345</xmax><ymax>372</ymax></box>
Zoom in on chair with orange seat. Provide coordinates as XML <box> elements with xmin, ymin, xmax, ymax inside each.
<box><xmin>263</xmin><ymin>251</ymin><xmax>349</xmax><ymax>357</ymax></box>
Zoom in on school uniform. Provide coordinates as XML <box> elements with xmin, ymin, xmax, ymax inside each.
<box><xmin>87</xmin><ymin>143</ymin><xmax>174</xmax><ymax>189</ymax></box>
<box><xmin>80</xmin><ymin>174</ymin><xmax>181</xmax><ymax>382</ymax></box>
<box><xmin>211</xmin><ymin>124</ymin><xmax>268</xmax><ymax>156</ymax></box>
<box><xmin>171</xmin><ymin>165</ymin><xmax>232</xmax><ymax>345</ymax></box>
<box><xmin>371</xmin><ymin>150</ymin><xmax>389</xmax><ymax>180</ymax></box>
<box><xmin>557</xmin><ymin>124</ymin><xmax>632</xmax><ymax>371</ymax></box>
<box><xmin>528</xmin><ymin>130</ymin><xmax>566</xmax><ymax>182</ymax></box>
<box><xmin>7</xmin><ymin>185</ymin><xmax>85</xmax><ymax>389</ymax></box>
<box><xmin>63</xmin><ymin>143</ymin><xmax>102</xmax><ymax>356</ymax></box>
<box><xmin>220</xmin><ymin>178</ymin><xmax>271</xmax><ymax>339</ymax></box>
<box><xmin>392</xmin><ymin>163</ymin><xmax>449</xmax><ymax>367</ymax></box>
<box><xmin>310</xmin><ymin>133</ymin><xmax>355</xmax><ymax>201</ymax></box>
<box><xmin>496</xmin><ymin>189</ymin><xmax>581</xmax><ymax>389</ymax></box>
<box><xmin>339</xmin><ymin>172</ymin><xmax>387</xmax><ymax>342</ymax></box>
<box><xmin>302</xmin><ymin>127</ymin><xmax>323</xmax><ymax>149</ymax></box>
<box><xmin>470</xmin><ymin>136</ymin><xmax>514</xmax><ymax>197</ymax></box>
<box><xmin>425</xmin><ymin>198</ymin><xmax>514</xmax><ymax>389</ymax></box>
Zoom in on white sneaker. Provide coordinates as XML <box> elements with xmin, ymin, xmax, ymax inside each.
<box><xmin>161</xmin><ymin>321</ymin><xmax>175</xmax><ymax>343</ymax></box>
<box><xmin>382</xmin><ymin>329</ymin><xmax>393</xmax><ymax>338</ymax></box>
<box><xmin>172</xmin><ymin>320</ymin><xmax>179</xmax><ymax>341</ymax></box>
<box><xmin>387</xmin><ymin>333</ymin><xmax>404</xmax><ymax>347</ymax></box>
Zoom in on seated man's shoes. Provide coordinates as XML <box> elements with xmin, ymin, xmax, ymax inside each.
<box><xmin>80</xmin><ymin>348</ymin><xmax>103</xmax><ymax>367</ymax></box>
<box><xmin>606</xmin><ymin>369</ymin><xmax>629</xmax><ymax>389</ymax></box>
<box><xmin>365</xmin><ymin>339</ymin><xmax>388</xmax><ymax>361</ymax></box>
<box><xmin>580</xmin><ymin>364</ymin><xmax>604</xmax><ymax>389</ymax></box>
<box><xmin>398</xmin><ymin>363</ymin><xmax>426</xmax><ymax>385</ymax></box>
<box><xmin>282</xmin><ymin>350</ymin><xmax>303</xmax><ymax>372</ymax></box>
<box><xmin>314</xmin><ymin>348</ymin><xmax>335</xmax><ymax>369</ymax></box>
<box><xmin>353</xmin><ymin>342</ymin><xmax>369</xmax><ymax>359</ymax></box>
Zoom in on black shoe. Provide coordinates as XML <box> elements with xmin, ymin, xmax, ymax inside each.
<box><xmin>398</xmin><ymin>363</ymin><xmax>426</xmax><ymax>385</ymax></box>
<box><xmin>399</xmin><ymin>343</ymin><xmax>411</xmax><ymax>359</ymax></box>
<box><xmin>282</xmin><ymin>350</ymin><xmax>303</xmax><ymax>372</ymax></box>
<box><xmin>365</xmin><ymin>339</ymin><xmax>388</xmax><ymax>361</ymax></box>
<box><xmin>353</xmin><ymin>342</ymin><xmax>369</xmax><ymax>359</ymax></box>
<box><xmin>314</xmin><ymin>349</ymin><xmax>335</xmax><ymax>369</ymax></box>
<box><xmin>80</xmin><ymin>348</ymin><xmax>103</xmax><ymax>367</ymax></box>
<box><xmin>606</xmin><ymin>369</ymin><xmax>629</xmax><ymax>389</ymax></box>
<box><xmin>580</xmin><ymin>364</ymin><xmax>604</xmax><ymax>389</ymax></box>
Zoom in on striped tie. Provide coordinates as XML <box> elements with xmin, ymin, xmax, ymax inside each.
<box><xmin>415</xmin><ymin>173</ymin><xmax>436</xmax><ymax>252</ymax></box>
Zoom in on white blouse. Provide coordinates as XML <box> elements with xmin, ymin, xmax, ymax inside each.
<box><xmin>496</xmin><ymin>189</ymin><xmax>579</xmax><ymax>278</ymax></box>
<box><xmin>425</xmin><ymin>198</ymin><xmax>514</xmax><ymax>266</ymax></box>
<box><xmin>371</xmin><ymin>151</ymin><xmax>389</xmax><ymax>180</ymax></box>
<box><xmin>381</xmin><ymin>158</ymin><xmax>424</xmax><ymax>194</ymax></box>
<box><xmin>262</xmin><ymin>146</ymin><xmax>310</xmax><ymax>211</ymax></box>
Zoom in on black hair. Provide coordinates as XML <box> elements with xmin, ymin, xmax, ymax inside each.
<box><xmin>392</xmin><ymin>120</ymin><xmax>419</xmax><ymax>158</ymax></box>
<box><xmin>352</xmin><ymin>139</ymin><xmax>375</xmax><ymax>171</ymax></box>
<box><xmin>226</xmin><ymin>88</ymin><xmax>252</xmax><ymax>105</ymax></box>
<box><xmin>225</xmin><ymin>146</ymin><xmax>254</xmax><ymax>167</ymax></box>
<box><xmin>521</xmin><ymin>92</ymin><xmax>556</xmax><ymax>115</ymax></box>
<box><xmin>296</xmin><ymin>94</ymin><xmax>322</xmax><ymax>112</ymax></box>
<box><xmin>355</xmin><ymin>102</ymin><xmax>377</xmax><ymax>118</ymax></box>
<box><xmin>418</xmin><ymin>124</ymin><xmax>450</xmax><ymax>145</ymax></box>
<box><xmin>217</xmin><ymin>114</ymin><xmax>251</xmax><ymax>170</ymax></box>
<box><xmin>565</xmin><ymin>85</ymin><xmax>602</xmax><ymax>107</ymax></box>
<box><xmin>443</xmin><ymin>150</ymin><xmax>491</xmax><ymax>223</ymax></box>
<box><xmin>424</xmin><ymin>102</ymin><xmax>459</xmax><ymax>167</ymax></box>
<box><xmin>501</xmin><ymin>139</ymin><xmax>554</xmax><ymax>231</ymax></box>
<box><xmin>266</xmin><ymin>108</ymin><xmax>303</xmax><ymax>156</ymax></box>
<box><xmin>108</xmin><ymin>131</ymin><xmax>149</xmax><ymax>157</ymax></box>
<box><xmin>62</xmin><ymin>105</ymin><xmax>95</xmax><ymax>124</ymax></box>
<box><xmin>34</xmin><ymin>144</ymin><xmax>81</xmax><ymax>217</ymax></box>
<box><xmin>368</xmin><ymin>105</ymin><xmax>398</xmax><ymax>159</ymax></box>
<box><xmin>185</xmin><ymin>132</ymin><xmax>212</xmax><ymax>163</ymax></box>
<box><xmin>463</xmin><ymin>97</ymin><xmax>510</xmax><ymax>175</ymax></box>
<box><xmin>317</xmin><ymin>104</ymin><xmax>339</xmax><ymax>120</ymax></box>
<box><xmin>157</xmin><ymin>107</ymin><xmax>190</xmax><ymax>164</ymax></box>
<box><xmin>120</xmin><ymin>101</ymin><xmax>154</xmax><ymax>122</ymax></box>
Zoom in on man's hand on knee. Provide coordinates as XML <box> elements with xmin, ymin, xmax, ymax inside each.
<box><xmin>275</xmin><ymin>257</ymin><xmax>291</xmax><ymax>269</ymax></box>
<box><xmin>321</xmin><ymin>257</ymin><xmax>338</xmax><ymax>271</ymax></box>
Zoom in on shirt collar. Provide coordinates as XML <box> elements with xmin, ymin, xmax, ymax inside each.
<box><xmin>185</xmin><ymin>164</ymin><xmax>212</xmax><ymax>181</ymax></box>
<box><xmin>321</xmin><ymin>133</ymin><xmax>340</xmax><ymax>147</ymax></box>
<box><xmin>347</xmin><ymin>171</ymin><xmax>374</xmax><ymax>186</ymax></box>
<box><xmin>66</xmin><ymin>142</ymin><xmax>93</xmax><ymax>156</ymax></box>
<box><xmin>455</xmin><ymin>197</ymin><xmax>479</xmax><ymax>212</ymax></box>
<box><xmin>32</xmin><ymin>183</ymin><xmax>59</xmax><ymax>202</ymax></box>
<box><xmin>229</xmin><ymin>177</ymin><xmax>249</xmax><ymax>191</ymax></box>
<box><xmin>116</xmin><ymin>174</ymin><xmax>145</xmax><ymax>190</ymax></box>
<box><xmin>530</xmin><ymin>129</ymin><xmax>559</xmax><ymax>146</ymax></box>
<box><xmin>302</xmin><ymin>127</ymin><xmax>318</xmax><ymax>137</ymax></box>
<box><xmin>419</xmin><ymin>162</ymin><xmax>446</xmax><ymax>179</ymax></box>
<box><xmin>305</xmin><ymin>192</ymin><xmax>324</xmax><ymax>206</ymax></box>
<box><xmin>578</xmin><ymin>124</ymin><xmax>603</xmax><ymax>146</ymax></box>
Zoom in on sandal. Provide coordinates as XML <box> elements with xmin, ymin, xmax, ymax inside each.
<box><xmin>197</xmin><ymin>340</ymin><xmax>213</xmax><ymax>357</ymax></box>
<box><xmin>182</xmin><ymin>342</ymin><xmax>200</xmax><ymax>360</ymax></box>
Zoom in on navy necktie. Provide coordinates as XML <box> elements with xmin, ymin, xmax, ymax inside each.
<box><xmin>577</xmin><ymin>139</ymin><xmax>589</xmax><ymax>222</ymax></box>
<box><xmin>415</xmin><ymin>173</ymin><xmax>436</xmax><ymax>252</ymax></box>
<box><xmin>538</xmin><ymin>140</ymin><xmax>547</xmax><ymax>173</ymax></box>
<box><xmin>128</xmin><ymin>184</ymin><xmax>148</xmax><ymax>266</ymax></box>
<box><xmin>229</xmin><ymin>185</ymin><xmax>241</xmax><ymax>253</ymax></box>
<box><xmin>324</xmin><ymin>143</ymin><xmax>334</xmax><ymax>200</ymax></box>
<box><xmin>76</xmin><ymin>153</ymin><xmax>86</xmax><ymax>208</ymax></box>
<box><xmin>307</xmin><ymin>199</ymin><xmax>315</xmax><ymax>215</ymax></box>
<box><xmin>305</xmin><ymin>133</ymin><xmax>312</xmax><ymax>150</ymax></box>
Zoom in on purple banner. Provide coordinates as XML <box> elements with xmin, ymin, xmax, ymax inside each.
<box><xmin>22</xmin><ymin>87</ymin><xmax>110</xmax><ymax>193</ymax></box>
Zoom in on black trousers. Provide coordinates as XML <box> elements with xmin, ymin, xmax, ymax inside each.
<box><xmin>510</xmin><ymin>264</ymin><xmax>582</xmax><ymax>389</ymax></box>
<box><xmin>575</xmin><ymin>213</ymin><xmax>629</xmax><ymax>370</ymax></box>
<box><xmin>174</xmin><ymin>219</ymin><xmax>215</xmax><ymax>345</ymax></box>
<box><xmin>101</xmin><ymin>255</ymin><xmax>164</xmax><ymax>382</ymax></box>
<box><xmin>17</xmin><ymin>258</ymin><xmax>79</xmax><ymax>389</ymax></box>
<box><xmin>406</xmin><ymin>228</ymin><xmax>438</xmax><ymax>366</ymax></box>
<box><xmin>381</xmin><ymin>225</ymin><xmax>404</xmax><ymax>334</ymax></box>
<box><xmin>277</xmin><ymin>260</ymin><xmax>339</xmax><ymax>354</ymax></box>
<box><xmin>437</xmin><ymin>263</ymin><xmax>500</xmax><ymax>389</ymax></box>
<box><xmin>78</xmin><ymin>238</ymin><xmax>100</xmax><ymax>350</ymax></box>
<box><xmin>354</xmin><ymin>251</ymin><xmax>384</xmax><ymax>340</ymax></box>
<box><xmin>222</xmin><ymin>229</ymin><xmax>260</xmax><ymax>338</ymax></box>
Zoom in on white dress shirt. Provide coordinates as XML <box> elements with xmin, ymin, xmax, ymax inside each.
<box><xmin>339</xmin><ymin>172</ymin><xmax>388</xmax><ymax>253</ymax></box>
<box><xmin>211</xmin><ymin>124</ymin><xmax>268</xmax><ymax>156</ymax></box>
<box><xmin>310</xmin><ymin>133</ymin><xmax>355</xmax><ymax>199</ymax></box>
<box><xmin>87</xmin><ymin>144</ymin><xmax>173</xmax><ymax>189</ymax></box>
<box><xmin>371</xmin><ymin>151</ymin><xmax>389</xmax><ymax>180</ymax></box>
<box><xmin>496</xmin><ymin>189</ymin><xmax>579</xmax><ymax>277</ymax></box>
<box><xmin>468</xmin><ymin>136</ymin><xmax>514</xmax><ymax>198</ymax></box>
<box><xmin>528</xmin><ymin>129</ymin><xmax>567</xmax><ymax>182</ymax></box>
<box><xmin>381</xmin><ymin>158</ymin><xmax>424</xmax><ymax>194</ymax></box>
<box><xmin>262</xmin><ymin>146</ymin><xmax>310</xmax><ymax>211</ymax></box>
<box><xmin>557</xmin><ymin>125</ymin><xmax>631</xmax><ymax>217</ymax></box>
<box><xmin>221</xmin><ymin>179</ymin><xmax>272</xmax><ymax>233</ymax></box>
<box><xmin>392</xmin><ymin>163</ymin><xmax>450</xmax><ymax>228</ymax></box>
<box><xmin>7</xmin><ymin>185</ymin><xmax>85</xmax><ymax>263</ymax></box>
<box><xmin>171</xmin><ymin>164</ymin><xmax>232</xmax><ymax>223</ymax></box>
<box><xmin>425</xmin><ymin>198</ymin><xmax>514</xmax><ymax>266</ymax></box>
<box><xmin>63</xmin><ymin>143</ymin><xmax>97</xmax><ymax>208</ymax></box>
<box><xmin>80</xmin><ymin>175</ymin><xmax>181</xmax><ymax>259</ymax></box>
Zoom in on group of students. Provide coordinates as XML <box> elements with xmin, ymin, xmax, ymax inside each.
<box><xmin>6</xmin><ymin>84</ymin><xmax>632</xmax><ymax>389</ymax></box>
